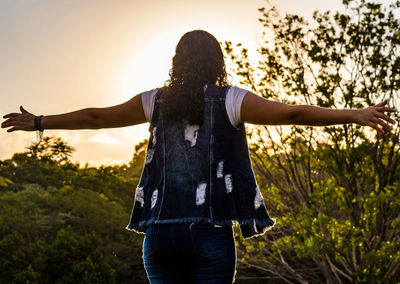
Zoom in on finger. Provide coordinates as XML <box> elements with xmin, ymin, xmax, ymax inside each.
<box><xmin>1</xmin><ymin>118</ymin><xmax>12</xmax><ymax>124</ymax></box>
<box><xmin>376</xmin><ymin>112</ymin><xmax>396</xmax><ymax>125</ymax></box>
<box><xmin>1</xmin><ymin>119</ymin><xmax>13</xmax><ymax>128</ymax></box>
<box><xmin>367</xmin><ymin>121</ymin><xmax>384</xmax><ymax>134</ymax></box>
<box><xmin>6</xmin><ymin>126</ymin><xmax>19</xmax><ymax>132</ymax></box>
<box><xmin>2</xmin><ymin>119</ymin><xmax>21</xmax><ymax>128</ymax></box>
<box><xmin>372</xmin><ymin>117</ymin><xmax>391</xmax><ymax>131</ymax></box>
<box><xmin>380</xmin><ymin>120</ymin><xmax>392</xmax><ymax>131</ymax></box>
<box><xmin>20</xmin><ymin>106</ymin><xmax>29</xmax><ymax>114</ymax></box>
<box><xmin>375</xmin><ymin>99</ymin><xmax>388</xmax><ymax>107</ymax></box>
<box><xmin>1</xmin><ymin>117</ymin><xmax>17</xmax><ymax>125</ymax></box>
<box><xmin>3</xmin><ymin>113</ymin><xmax>20</xmax><ymax>118</ymax></box>
<box><xmin>376</xmin><ymin>106</ymin><xmax>397</xmax><ymax>113</ymax></box>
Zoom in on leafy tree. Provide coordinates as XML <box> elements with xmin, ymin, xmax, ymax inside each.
<box><xmin>224</xmin><ymin>0</ymin><xmax>400</xmax><ymax>283</ymax></box>
<box><xmin>26</xmin><ymin>136</ymin><xmax>75</xmax><ymax>164</ymax></box>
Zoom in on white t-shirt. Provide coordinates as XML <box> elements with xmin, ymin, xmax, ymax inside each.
<box><xmin>141</xmin><ymin>85</ymin><xmax>248</xmax><ymax>128</ymax></box>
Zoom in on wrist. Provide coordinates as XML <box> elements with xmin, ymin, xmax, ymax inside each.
<box><xmin>349</xmin><ymin>109</ymin><xmax>360</xmax><ymax>124</ymax></box>
<box><xmin>34</xmin><ymin>115</ymin><xmax>44</xmax><ymax>131</ymax></box>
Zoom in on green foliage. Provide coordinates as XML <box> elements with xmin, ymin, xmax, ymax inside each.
<box><xmin>46</xmin><ymin>226</ymin><xmax>115</xmax><ymax>284</ymax></box>
<box><xmin>0</xmin><ymin>232</ymin><xmax>40</xmax><ymax>284</ymax></box>
<box><xmin>0</xmin><ymin>137</ymin><xmax>148</xmax><ymax>283</ymax></box>
<box><xmin>0</xmin><ymin>176</ymin><xmax>13</xmax><ymax>187</ymax></box>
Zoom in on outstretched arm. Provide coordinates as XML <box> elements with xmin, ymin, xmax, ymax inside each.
<box><xmin>240</xmin><ymin>91</ymin><xmax>397</xmax><ymax>134</ymax></box>
<box><xmin>1</xmin><ymin>93</ymin><xmax>146</xmax><ymax>132</ymax></box>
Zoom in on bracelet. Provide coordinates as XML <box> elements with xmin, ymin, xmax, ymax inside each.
<box><xmin>34</xmin><ymin>115</ymin><xmax>44</xmax><ymax>131</ymax></box>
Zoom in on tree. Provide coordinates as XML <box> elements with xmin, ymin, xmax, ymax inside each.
<box><xmin>0</xmin><ymin>136</ymin><xmax>78</xmax><ymax>191</ymax></box>
<box><xmin>26</xmin><ymin>136</ymin><xmax>76</xmax><ymax>164</ymax></box>
<box><xmin>224</xmin><ymin>0</ymin><xmax>400</xmax><ymax>283</ymax></box>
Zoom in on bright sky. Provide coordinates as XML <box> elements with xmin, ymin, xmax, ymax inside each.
<box><xmin>1</xmin><ymin>0</ymin><xmax>389</xmax><ymax>167</ymax></box>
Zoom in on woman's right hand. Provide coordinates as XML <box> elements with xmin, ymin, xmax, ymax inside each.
<box><xmin>1</xmin><ymin>106</ymin><xmax>36</xmax><ymax>132</ymax></box>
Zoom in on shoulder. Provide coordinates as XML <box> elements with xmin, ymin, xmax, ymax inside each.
<box><xmin>225</xmin><ymin>85</ymin><xmax>250</xmax><ymax>127</ymax></box>
<box><xmin>226</xmin><ymin>85</ymin><xmax>249</xmax><ymax>99</ymax></box>
<box><xmin>141</xmin><ymin>88</ymin><xmax>160</xmax><ymax>100</ymax></box>
<box><xmin>141</xmin><ymin>87</ymin><xmax>162</xmax><ymax>122</ymax></box>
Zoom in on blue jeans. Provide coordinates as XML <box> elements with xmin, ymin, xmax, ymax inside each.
<box><xmin>142</xmin><ymin>221</ymin><xmax>237</xmax><ymax>283</ymax></box>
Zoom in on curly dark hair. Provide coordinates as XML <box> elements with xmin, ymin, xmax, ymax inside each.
<box><xmin>160</xmin><ymin>30</ymin><xmax>229</xmax><ymax>126</ymax></box>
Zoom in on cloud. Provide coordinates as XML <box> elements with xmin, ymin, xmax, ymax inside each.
<box><xmin>89</xmin><ymin>131</ymin><xmax>120</xmax><ymax>144</ymax></box>
<box><xmin>0</xmin><ymin>131</ymin><xmax>34</xmax><ymax>160</ymax></box>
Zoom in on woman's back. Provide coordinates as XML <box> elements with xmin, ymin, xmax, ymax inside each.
<box><xmin>126</xmin><ymin>83</ymin><xmax>276</xmax><ymax>240</ymax></box>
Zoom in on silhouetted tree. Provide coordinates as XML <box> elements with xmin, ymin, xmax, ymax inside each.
<box><xmin>26</xmin><ymin>136</ymin><xmax>75</xmax><ymax>164</ymax></box>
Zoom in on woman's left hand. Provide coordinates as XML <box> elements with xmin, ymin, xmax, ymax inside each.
<box><xmin>1</xmin><ymin>106</ymin><xmax>36</xmax><ymax>132</ymax></box>
<box><xmin>354</xmin><ymin>99</ymin><xmax>397</xmax><ymax>134</ymax></box>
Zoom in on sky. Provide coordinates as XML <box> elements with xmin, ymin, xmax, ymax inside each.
<box><xmin>0</xmin><ymin>0</ymin><xmax>392</xmax><ymax>167</ymax></box>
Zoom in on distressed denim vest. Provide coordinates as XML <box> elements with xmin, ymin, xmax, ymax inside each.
<box><xmin>125</xmin><ymin>84</ymin><xmax>276</xmax><ymax>239</ymax></box>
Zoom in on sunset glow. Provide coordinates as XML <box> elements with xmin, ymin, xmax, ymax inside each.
<box><xmin>1</xmin><ymin>0</ymin><xmax>352</xmax><ymax>166</ymax></box>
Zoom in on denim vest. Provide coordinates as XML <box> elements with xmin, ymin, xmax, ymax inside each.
<box><xmin>125</xmin><ymin>84</ymin><xmax>276</xmax><ymax>239</ymax></box>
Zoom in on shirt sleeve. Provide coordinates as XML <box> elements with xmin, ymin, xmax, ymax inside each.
<box><xmin>141</xmin><ymin>88</ymin><xmax>159</xmax><ymax>122</ymax></box>
<box><xmin>225</xmin><ymin>86</ymin><xmax>249</xmax><ymax>128</ymax></box>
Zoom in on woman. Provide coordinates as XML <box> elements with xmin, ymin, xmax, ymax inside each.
<box><xmin>1</xmin><ymin>30</ymin><xmax>396</xmax><ymax>283</ymax></box>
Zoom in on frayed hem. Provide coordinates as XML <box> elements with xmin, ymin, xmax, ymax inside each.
<box><xmin>125</xmin><ymin>224</ymin><xmax>145</xmax><ymax>235</ymax></box>
<box><xmin>125</xmin><ymin>216</ymin><xmax>277</xmax><ymax>239</ymax></box>
<box><xmin>235</xmin><ymin>217</ymin><xmax>277</xmax><ymax>240</ymax></box>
